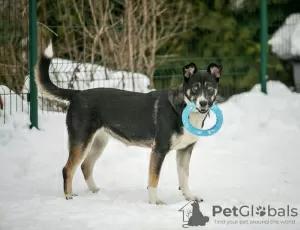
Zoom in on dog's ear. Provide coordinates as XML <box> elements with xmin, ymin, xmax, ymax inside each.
<box><xmin>183</xmin><ymin>62</ymin><xmax>197</xmax><ymax>82</ymax></box>
<box><xmin>207</xmin><ymin>63</ymin><xmax>222</xmax><ymax>83</ymax></box>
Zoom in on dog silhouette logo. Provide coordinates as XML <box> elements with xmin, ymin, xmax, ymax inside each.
<box><xmin>179</xmin><ymin>200</ymin><xmax>210</xmax><ymax>228</ymax></box>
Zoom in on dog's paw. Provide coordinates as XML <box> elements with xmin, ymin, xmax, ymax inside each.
<box><xmin>65</xmin><ymin>194</ymin><xmax>73</xmax><ymax>200</ymax></box>
<box><xmin>91</xmin><ymin>188</ymin><xmax>100</xmax><ymax>193</ymax></box>
<box><xmin>65</xmin><ymin>193</ymin><xmax>78</xmax><ymax>200</ymax></box>
<box><xmin>184</xmin><ymin>194</ymin><xmax>203</xmax><ymax>202</ymax></box>
<box><xmin>149</xmin><ymin>199</ymin><xmax>167</xmax><ymax>205</ymax></box>
<box><xmin>156</xmin><ymin>199</ymin><xmax>167</xmax><ymax>205</ymax></box>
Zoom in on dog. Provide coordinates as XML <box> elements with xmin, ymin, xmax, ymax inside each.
<box><xmin>34</xmin><ymin>42</ymin><xmax>222</xmax><ymax>205</ymax></box>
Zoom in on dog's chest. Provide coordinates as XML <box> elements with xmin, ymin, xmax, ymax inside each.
<box><xmin>170</xmin><ymin>112</ymin><xmax>206</xmax><ymax>150</ymax></box>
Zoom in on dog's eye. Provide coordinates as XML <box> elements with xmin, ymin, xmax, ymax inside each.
<box><xmin>207</xmin><ymin>86</ymin><xmax>213</xmax><ymax>92</ymax></box>
<box><xmin>192</xmin><ymin>85</ymin><xmax>199</xmax><ymax>92</ymax></box>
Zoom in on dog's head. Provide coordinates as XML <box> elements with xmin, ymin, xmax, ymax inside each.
<box><xmin>182</xmin><ymin>62</ymin><xmax>222</xmax><ymax>114</ymax></box>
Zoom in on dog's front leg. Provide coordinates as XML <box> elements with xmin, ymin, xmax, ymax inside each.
<box><xmin>177</xmin><ymin>143</ymin><xmax>203</xmax><ymax>202</ymax></box>
<box><xmin>148</xmin><ymin>147</ymin><xmax>168</xmax><ymax>205</ymax></box>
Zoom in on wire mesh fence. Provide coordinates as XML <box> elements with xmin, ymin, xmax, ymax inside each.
<box><xmin>0</xmin><ymin>86</ymin><xmax>30</xmax><ymax>123</ymax></box>
<box><xmin>1</xmin><ymin>0</ymin><xmax>299</xmax><ymax>125</ymax></box>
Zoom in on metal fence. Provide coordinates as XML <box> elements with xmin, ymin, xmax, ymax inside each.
<box><xmin>1</xmin><ymin>0</ymin><xmax>293</xmax><ymax>126</ymax></box>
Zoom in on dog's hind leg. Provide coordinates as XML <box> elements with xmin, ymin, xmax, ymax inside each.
<box><xmin>148</xmin><ymin>142</ymin><xmax>169</xmax><ymax>205</ymax></box>
<box><xmin>62</xmin><ymin>143</ymin><xmax>85</xmax><ymax>200</ymax></box>
<box><xmin>81</xmin><ymin>129</ymin><xmax>109</xmax><ymax>193</ymax></box>
<box><xmin>177</xmin><ymin>143</ymin><xmax>203</xmax><ymax>202</ymax></box>
<box><xmin>62</xmin><ymin>131</ymin><xmax>97</xmax><ymax>200</ymax></box>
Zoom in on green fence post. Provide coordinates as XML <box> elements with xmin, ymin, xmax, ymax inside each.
<box><xmin>260</xmin><ymin>0</ymin><xmax>268</xmax><ymax>94</ymax></box>
<box><xmin>29</xmin><ymin>0</ymin><xmax>38</xmax><ymax>128</ymax></box>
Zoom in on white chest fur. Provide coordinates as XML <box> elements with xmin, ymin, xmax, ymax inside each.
<box><xmin>170</xmin><ymin>111</ymin><xmax>207</xmax><ymax>150</ymax></box>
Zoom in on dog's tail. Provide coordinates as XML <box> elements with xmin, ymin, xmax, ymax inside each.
<box><xmin>34</xmin><ymin>41</ymin><xmax>80</xmax><ymax>102</ymax></box>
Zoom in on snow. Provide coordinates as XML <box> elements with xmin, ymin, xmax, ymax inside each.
<box><xmin>1</xmin><ymin>80</ymin><xmax>300</xmax><ymax>229</ymax></box>
<box><xmin>268</xmin><ymin>13</ymin><xmax>300</xmax><ymax>59</ymax></box>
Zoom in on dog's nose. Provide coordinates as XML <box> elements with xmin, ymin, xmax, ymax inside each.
<box><xmin>199</xmin><ymin>100</ymin><xmax>208</xmax><ymax>107</ymax></box>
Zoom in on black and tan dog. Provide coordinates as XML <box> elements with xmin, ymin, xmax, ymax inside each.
<box><xmin>35</xmin><ymin>42</ymin><xmax>222</xmax><ymax>205</ymax></box>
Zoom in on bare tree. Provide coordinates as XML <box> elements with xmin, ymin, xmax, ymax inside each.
<box><xmin>0</xmin><ymin>0</ymin><xmax>193</xmax><ymax>94</ymax></box>
<box><xmin>0</xmin><ymin>0</ymin><xmax>28</xmax><ymax>93</ymax></box>
<box><xmin>54</xmin><ymin>0</ymin><xmax>194</xmax><ymax>89</ymax></box>
<box><xmin>0</xmin><ymin>0</ymin><xmax>47</xmax><ymax>93</ymax></box>
<box><xmin>0</xmin><ymin>0</ymin><xmax>195</xmax><ymax>115</ymax></box>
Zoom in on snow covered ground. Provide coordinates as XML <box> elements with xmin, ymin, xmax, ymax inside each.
<box><xmin>1</xmin><ymin>81</ymin><xmax>300</xmax><ymax>230</ymax></box>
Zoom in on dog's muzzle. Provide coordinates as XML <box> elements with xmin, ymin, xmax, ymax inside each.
<box><xmin>197</xmin><ymin>100</ymin><xmax>209</xmax><ymax>114</ymax></box>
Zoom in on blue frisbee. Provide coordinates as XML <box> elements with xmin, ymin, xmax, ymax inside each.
<box><xmin>182</xmin><ymin>103</ymin><xmax>223</xmax><ymax>136</ymax></box>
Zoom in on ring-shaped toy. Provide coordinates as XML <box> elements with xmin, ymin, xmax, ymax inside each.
<box><xmin>182</xmin><ymin>103</ymin><xmax>223</xmax><ymax>136</ymax></box>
